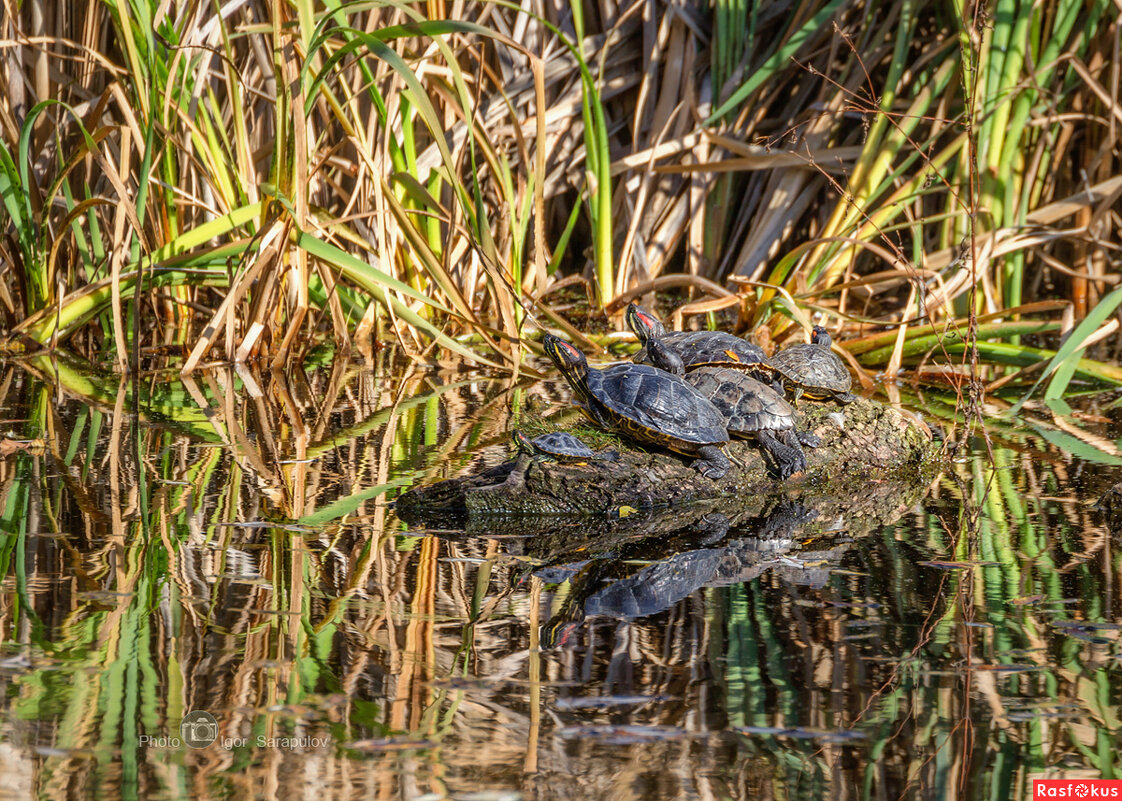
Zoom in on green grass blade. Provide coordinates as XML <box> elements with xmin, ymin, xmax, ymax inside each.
<box><xmin>706</xmin><ymin>0</ymin><xmax>846</xmax><ymax>124</ymax></box>
<box><xmin>296</xmin><ymin>479</ymin><xmax>410</xmax><ymax>525</ymax></box>
<box><xmin>1009</xmin><ymin>286</ymin><xmax>1122</xmax><ymax>413</ymax></box>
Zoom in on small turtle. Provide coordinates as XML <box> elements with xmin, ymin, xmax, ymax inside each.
<box><xmin>511</xmin><ymin>430</ymin><xmax>619</xmax><ymax>464</ymax></box>
<box><xmin>770</xmin><ymin>326</ymin><xmax>855</xmax><ymax>405</ymax></box>
<box><xmin>684</xmin><ymin>366</ymin><xmax>819</xmax><ymax>480</ymax></box>
<box><xmin>626</xmin><ymin>303</ymin><xmax>779</xmax><ymax>385</ymax></box>
<box><xmin>543</xmin><ymin>334</ymin><xmax>732</xmax><ymax>479</ymax></box>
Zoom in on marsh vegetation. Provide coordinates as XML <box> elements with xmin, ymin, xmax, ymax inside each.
<box><xmin>0</xmin><ymin>0</ymin><xmax>1120</xmax><ymax>394</ymax></box>
<box><xmin>2</xmin><ymin>0</ymin><xmax>1122</xmax><ymax>798</ymax></box>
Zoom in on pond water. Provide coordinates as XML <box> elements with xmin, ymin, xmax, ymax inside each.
<box><xmin>0</xmin><ymin>353</ymin><xmax>1120</xmax><ymax>800</ymax></box>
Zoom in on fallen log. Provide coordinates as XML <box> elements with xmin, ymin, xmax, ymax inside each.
<box><xmin>396</xmin><ymin>397</ymin><xmax>940</xmax><ymax>525</ymax></box>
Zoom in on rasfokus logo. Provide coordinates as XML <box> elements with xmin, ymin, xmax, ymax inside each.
<box><xmin>1033</xmin><ymin>780</ymin><xmax>1122</xmax><ymax>798</ymax></box>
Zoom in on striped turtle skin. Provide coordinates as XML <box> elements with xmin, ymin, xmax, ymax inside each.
<box><xmin>770</xmin><ymin>326</ymin><xmax>855</xmax><ymax>405</ymax></box>
<box><xmin>542</xmin><ymin>334</ymin><xmax>732</xmax><ymax>480</ymax></box>
<box><xmin>626</xmin><ymin>303</ymin><xmax>778</xmax><ymax>385</ymax></box>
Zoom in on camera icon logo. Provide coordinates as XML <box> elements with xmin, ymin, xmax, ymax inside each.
<box><xmin>180</xmin><ymin>711</ymin><xmax>219</xmax><ymax>748</ymax></box>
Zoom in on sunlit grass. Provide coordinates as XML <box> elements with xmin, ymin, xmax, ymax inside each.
<box><xmin>0</xmin><ymin>0</ymin><xmax>1119</xmax><ymax>400</ymax></box>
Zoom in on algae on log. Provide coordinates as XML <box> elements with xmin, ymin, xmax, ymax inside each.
<box><xmin>396</xmin><ymin>397</ymin><xmax>939</xmax><ymax>519</ymax></box>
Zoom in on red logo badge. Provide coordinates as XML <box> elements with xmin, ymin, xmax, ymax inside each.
<box><xmin>1033</xmin><ymin>780</ymin><xmax>1122</xmax><ymax>798</ymax></box>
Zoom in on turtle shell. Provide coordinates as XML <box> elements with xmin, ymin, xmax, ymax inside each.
<box><xmin>585</xmin><ymin>362</ymin><xmax>729</xmax><ymax>455</ymax></box>
<box><xmin>513</xmin><ymin>430</ymin><xmax>619</xmax><ymax>463</ymax></box>
<box><xmin>534</xmin><ymin>431</ymin><xmax>595</xmax><ymax>457</ymax></box>
<box><xmin>659</xmin><ymin>331</ymin><xmax>769</xmax><ymax>370</ymax></box>
<box><xmin>683</xmin><ymin>367</ymin><xmax>795</xmax><ymax>436</ymax></box>
<box><xmin>770</xmin><ymin>327</ymin><xmax>853</xmax><ymax>400</ymax></box>
<box><xmin>628</xmin><ymin>309</ymin><xmax>777</xmax><ymax>382</ymax></box>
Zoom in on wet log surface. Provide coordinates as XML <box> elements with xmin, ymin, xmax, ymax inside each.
<box><xmin>397</xmin><ymin>397</ymin><xmax>942</xmax><ymax>544</ymax></box>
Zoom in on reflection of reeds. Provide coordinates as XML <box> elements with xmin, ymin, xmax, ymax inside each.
<box><xmin>1</xmin><ymin>363</ymin><xmax>1120</xmax><ymax>797</ymax></box>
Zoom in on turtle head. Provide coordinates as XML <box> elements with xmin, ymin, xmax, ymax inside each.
<box><xmin>626</xmin><ymin>303</ymin><xmax>666</xmax><ymax>342</ymax></box>
<box><xmin>511</xmin><ymin>429</ymin><xmax>535</xmax><ymax>455</ymax></box>
<box><xmin>811</xmin><ymin>325</ymin><xmax>832</xmax><ymax>347</ymax></box>
<box><xmin>543</xmin><ymin>334</ymin><xmax>590</xmax><ymax>396</ymax></box>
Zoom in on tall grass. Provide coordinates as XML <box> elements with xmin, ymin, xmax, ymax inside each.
<box><xmin>0</xmin><ymin>0</ymin><xmax>1119</xmax><ymax>393</ymax></box>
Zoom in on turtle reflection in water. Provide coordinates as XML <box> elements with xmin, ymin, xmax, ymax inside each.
<box><xmin>540</xmin><ymin>501</ymin><xmax>821</xmax><ymax>635</ymax></box>
<box><xmin>542</xmin><ymin>334</ymin><xmax>732</xmax><ymax>480</ymax></box>
<box><xmin>511</xmin><ymin>430</ymin><xmax>619</xmax><ymax>464</ymax></box>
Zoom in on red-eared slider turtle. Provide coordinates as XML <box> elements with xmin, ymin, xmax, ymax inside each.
<box><xmin>684</xmin><ymin>366</ymin><xmax>819</xmax><ymax>479</ymax></box>
<box><xmin>542</xmin><ymin>334</ymin><xmax>732</xmax><ymax>479</ymax></box>
<box><xmin>511</xmin><ymin>430</ymin><xmax>619</xmax><ymax>463</ymax></box>
<box><xmin>626</xmin><ymin>304</ymin><xmax>779</xmax><ymax>385</ymax></box>
<box><xmin>771</xmin><ymin>326</ymin><xmax>855</xmax><ymax>405</ymax></box>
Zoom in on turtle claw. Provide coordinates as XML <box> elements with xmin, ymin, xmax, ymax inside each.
<box><xmin>693</xmin><ymin>460</ymin><xmax>729</xmax><ymax>480</ymax></box>
<box><xmin>757</xmin><ymin>429</ymin><xmax>807</xmax><ymax>480</ymax></box>
<box><xmin>797</xmin><ymin>431</ymin><xmax>821</xmax><ymax>448</ymax></box>
<box><xmin>692</xmin><ymin>445</ymin><xmax>730</xmax><ymax>480</ymax></box>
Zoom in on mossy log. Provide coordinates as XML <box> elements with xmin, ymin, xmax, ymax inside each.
<box><xmin>396</xmin><ymin>397</ymin><xmax>940</xmax><ymax>526</ymax></box>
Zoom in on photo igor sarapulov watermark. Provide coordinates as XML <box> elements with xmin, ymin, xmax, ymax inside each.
<box><xmin>137</xmin><ymin>710</ymin><xmax>330</xmax><ymax>750</ymax></box>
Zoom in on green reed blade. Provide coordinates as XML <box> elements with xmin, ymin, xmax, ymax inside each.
<box><xmin>1007</xmin><ymin>285</ymin><xmax>1122</xmax><ymax>412</ymax></box>
<box><xmin>297</xmin><ymin>480</ymin><xmax>410</xmax><ymax>525</ymax></box>
<box><xmin>706</xmin><ymin>0</ymin><xmax>846</xmax><ymax>124</ymax></box>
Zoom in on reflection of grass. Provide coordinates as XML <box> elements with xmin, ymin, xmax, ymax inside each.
<box><xmin>715</xmin><ymin>425</ymin><xmax>1122</xmax><ymax>789</ymax></box>
<box><xmin>2</xmin><ymin>362</ymin><xmax>1121</xmax><ymax>795</ymax></box>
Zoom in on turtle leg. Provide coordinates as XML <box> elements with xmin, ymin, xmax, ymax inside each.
<box><xmin>581</xmin><ymin>402</ymin><xmax>613</xmax><ymax>430</ymax></box>
<box><xmin>779</xmin><ymin>430</ymin><xmax>809</xmax><ymax>472</ymax></box>
<box><xmin>834</xmin><ymin>391</ymin><xmax>856</xmax><ymax>404</ymax></box>
<box><xmin>696</xmin><ymin>512</ymin><xmax>731</xmax><ymax>545</ymax></box>
<box><xmin>645</xmin><ymin>339</ymin><xmax>686</xmax><ymax>376</ymax></box>
<box><xmin>796</xmin><ymin>430</ymin><xmax>821</xmax><ymax>448</ymax></box>
<box><xmin>691</xmin><ymin>445</ymin><xmax>730</xmax><ymax>480</ymax></box>
<box><xmin>790</xmin><ymin>386</ymin><xmax>804</xmax><ymax>408</ymax></box>
<box><xmin>756</xmin><ymin>429</ymin><xmax>806</xmax><ymax>479</ymax></box>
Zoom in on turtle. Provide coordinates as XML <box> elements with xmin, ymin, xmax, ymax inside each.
<box><xmin>683</xmin><ymin>366</ymin><xmax>820</xmax><ymax>479</ymax></box>
<box><xmin>511</xmin><ymin>429</ymin><xmax>619</xmax><ymax>464</ymax></box>
<box><xmin>770</xmin><ymin>325</ymin><xmax>856</xmax><ymax>405</ymax></box>
<box><xmin>626</xmin><ymin>303</ymin><xmax>779</xmax><ymax>386</ymax></box>
<box><xmin>542</xmin><ymin>334</ymin><xmax>732</xmax><ymax>479</ymax></box>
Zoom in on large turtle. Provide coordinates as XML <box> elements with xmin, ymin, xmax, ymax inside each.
<box><xmin>542</xmin><ymin>334</ymin><xmax>732</xmax><ymax>479</ymax></box>
<box><xmin>511</xmin><ymin>429</ymin><xmax>619</xmax><ymax>464</ymax></box>
<box><xmin>771</xmin><ymin>326</ymin><xmax>855</xmax><ymax>405</ymax></box>
<box><xmin>684</xmin><ymin>367</ymin><xmax>819</xmax><ymax>479</ymax></box>
<box><xmin>626</xmin><ymin>303</ymin><xmax>779</xmax><ymax>386</ymax></box>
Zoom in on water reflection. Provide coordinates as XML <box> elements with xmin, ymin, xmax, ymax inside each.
<box><xmin>0</xmin><ymin>354</ymin><xmax>1119</xmax><ymax>800</ymax></box>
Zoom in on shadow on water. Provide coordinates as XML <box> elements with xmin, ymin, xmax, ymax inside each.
<box><xmin>0</xmin><ymin>351</ymin><xmax>1120</xmax><ymax>800</ymax></box>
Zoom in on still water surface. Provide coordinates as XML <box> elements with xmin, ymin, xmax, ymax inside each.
<box><xmin>0</xmin><ymin>355</ymin><xmax>1119</xmax><ymax>800</ymax></box>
